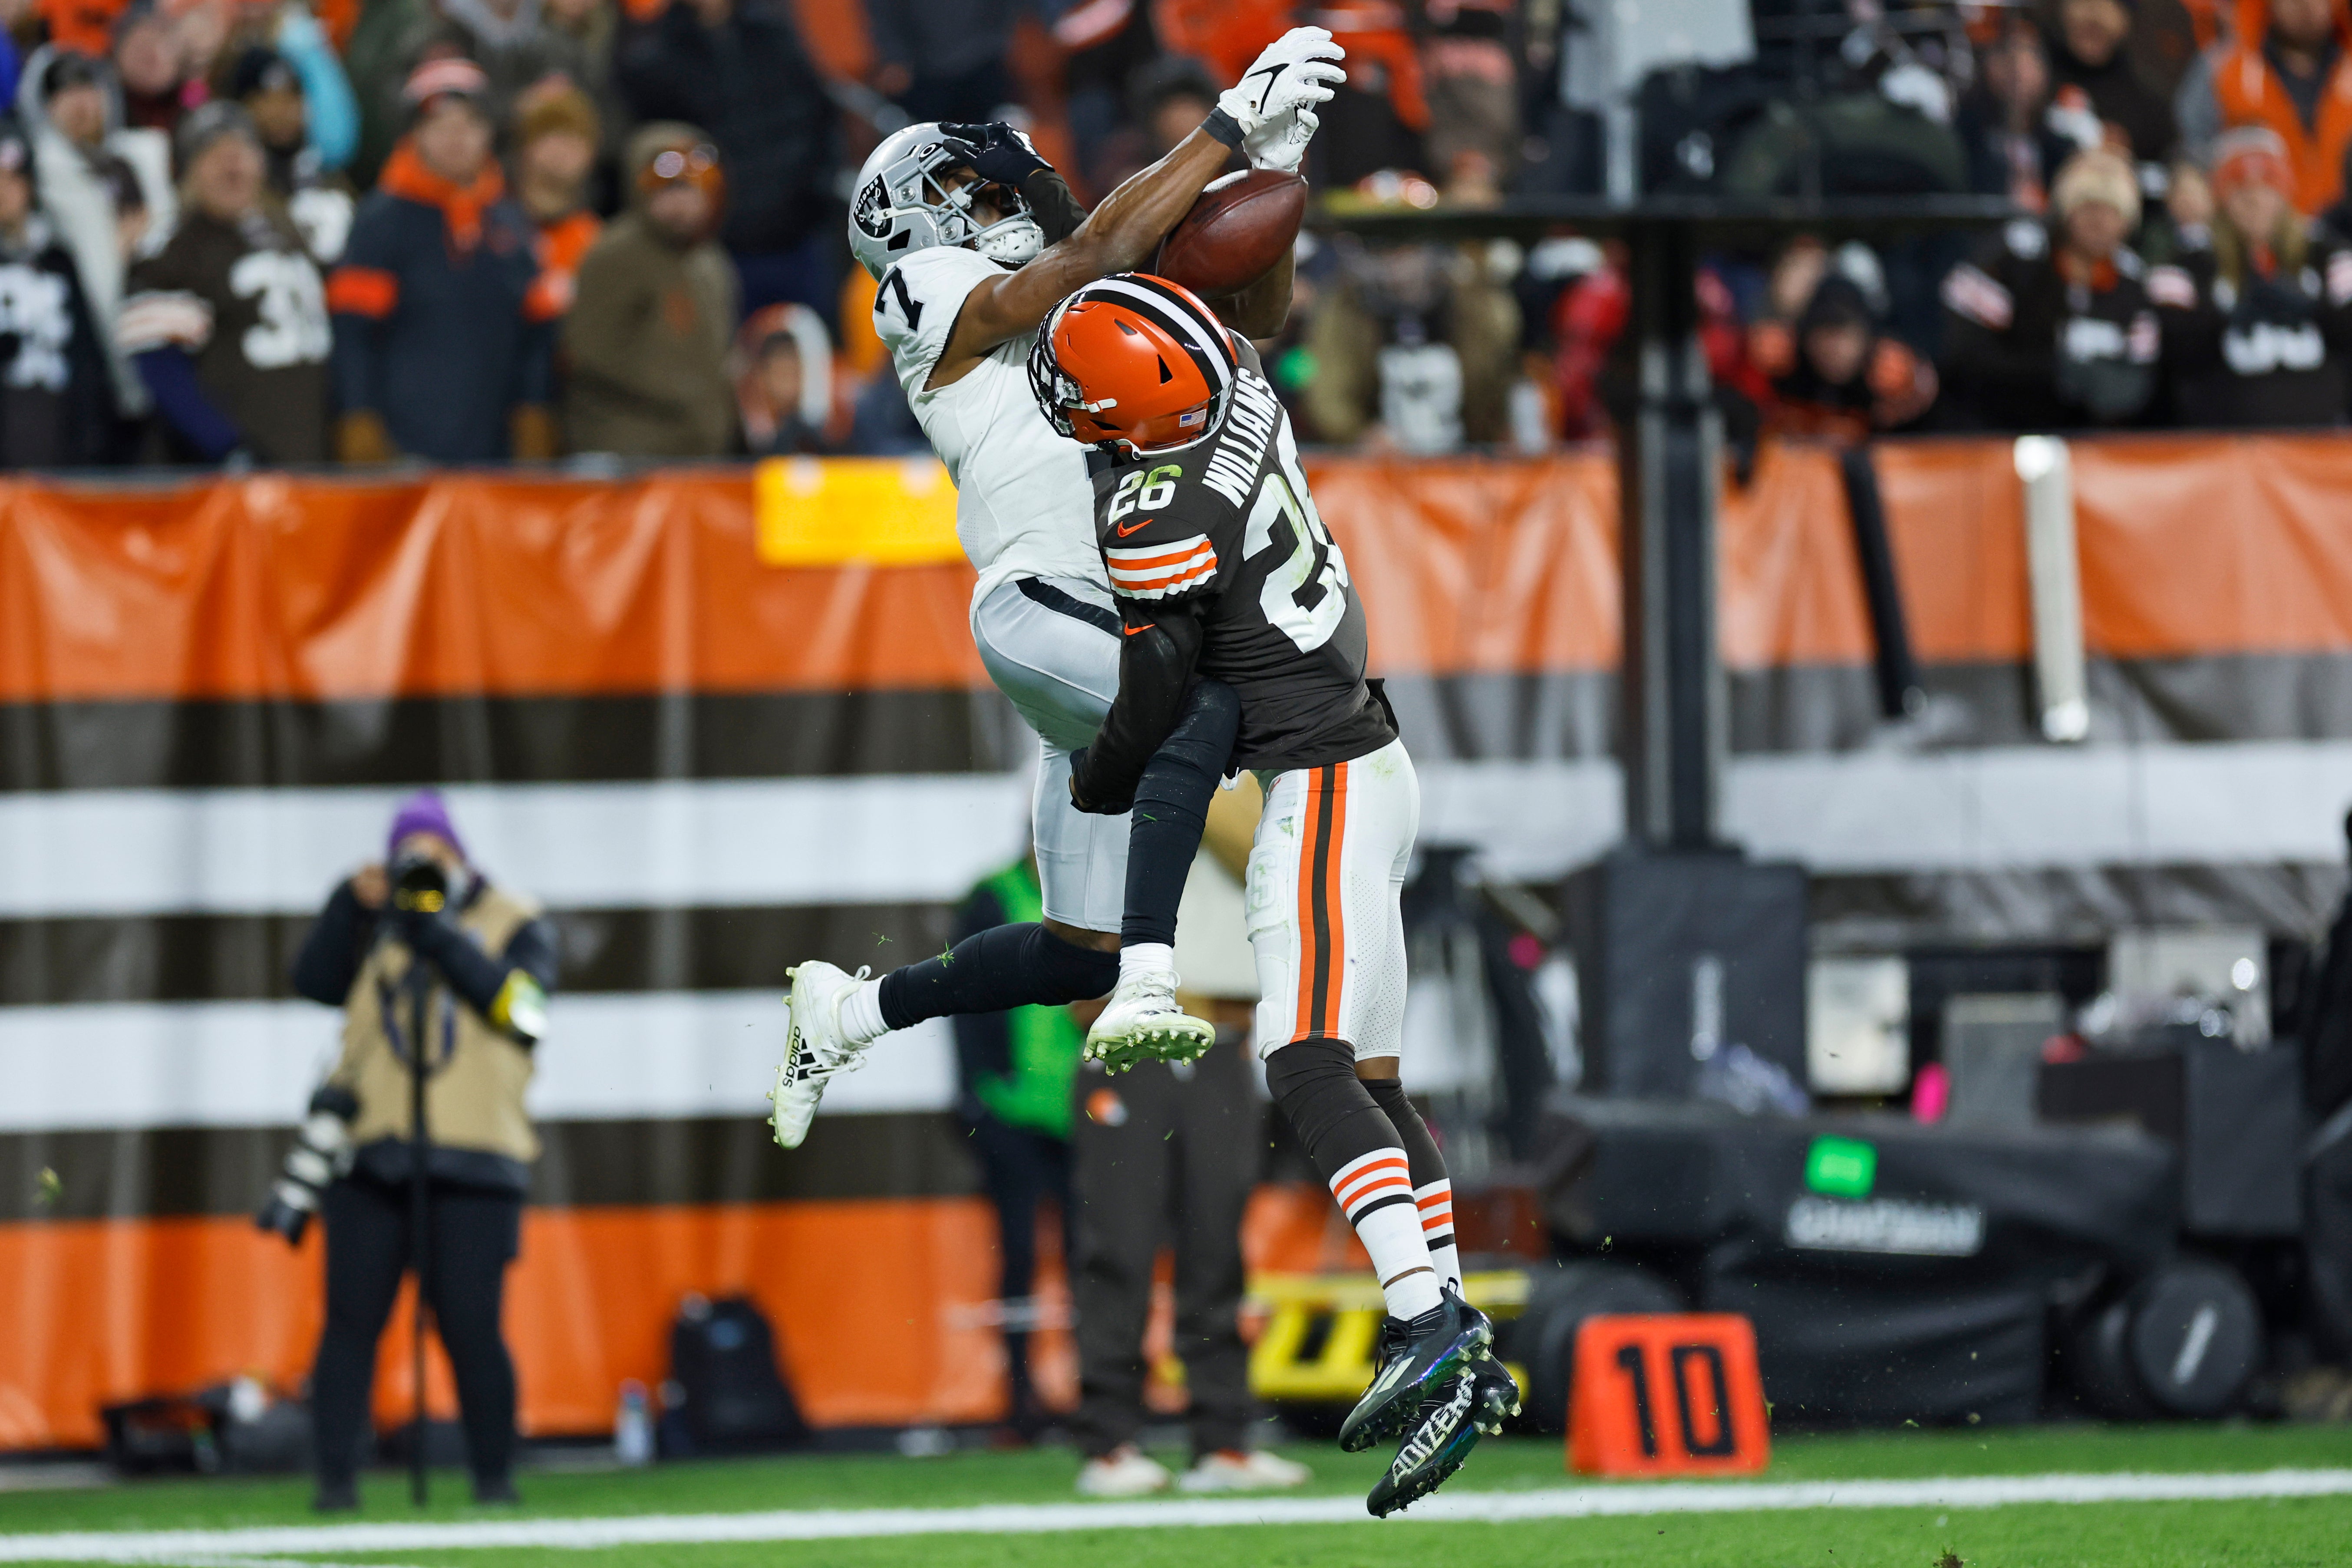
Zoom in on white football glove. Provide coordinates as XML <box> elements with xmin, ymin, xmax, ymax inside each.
<box><xmin>1217</xmin><ymin>26</ymin><xmax>1346</xmax><ymax>140</ymax></box>
<box><xmin>1245</xmin><ymin>103</ymin><xmax>1320</xmax><ymax>175</ymax></box>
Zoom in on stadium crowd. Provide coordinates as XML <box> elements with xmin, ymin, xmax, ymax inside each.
<box><xmin>1</xmin><ymin>0</ymin><xmax>2350</xmax><ymax>468</ymax></box>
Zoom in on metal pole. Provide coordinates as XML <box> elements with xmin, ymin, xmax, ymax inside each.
<box><xmin>409</xmin><ymin>979</ymin><xmax>430</xmax><ymax>1508</ymax></box>
<box><xmin>1618</xmin><ymin>216</ymin><xmax>1725</xmax><ymax>849</ymax></box>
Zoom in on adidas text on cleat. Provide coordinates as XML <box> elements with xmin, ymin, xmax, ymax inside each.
<box><xmin>1366</xmin><ymin>1369</ymin><xmax>1484</xmax><ymax>1518</ymax></box>
<box><xmin>768</xmin><ymin>961</ymin><xmax>874</xmax><ymax>1149</ymax></box>
<box><xmin>1083</xmin><ymin>965</ymin><xmax>1215</xmax><ymax>1072</ymax></box>
<box><xmin>1336</xmin><ymin>1286</ymin><xmax>1492</xmax><ymax>1453</ymax></box>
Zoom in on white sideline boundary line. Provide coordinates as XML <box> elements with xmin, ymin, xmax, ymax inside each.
<box><xmin>5</xmin><ymin>1469</ymin><xmax>2350</xmax><ymax>1560</ymax></box>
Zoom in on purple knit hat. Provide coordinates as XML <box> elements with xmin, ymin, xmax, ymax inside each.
<box><xmin>386</xmin><ymin>789</ymin><xmax>465</xmax><ymax>862</ymax></box>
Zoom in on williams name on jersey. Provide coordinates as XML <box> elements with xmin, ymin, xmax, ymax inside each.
<box><xmin>1096</xmin><ymin>360</ymin><xmax>1394</xmax><ymax>770</ymax></box>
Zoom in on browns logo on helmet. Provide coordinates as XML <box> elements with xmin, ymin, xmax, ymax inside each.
<box><xmin>1028</xmin><ymin>274</ymin><xmax>1240</xmax><ymax>454</ymax></box>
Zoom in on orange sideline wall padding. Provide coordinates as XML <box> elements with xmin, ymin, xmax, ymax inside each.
<box><xmin>10</xmin><ymin>436</ymin><xmax>2352</xmax><ymax>707</ymax></box>
<box><xmin>2068</xmin><ymin>436</ymin><xmax>2352</xmax><ymax>658</ymax></box>
<box><xmin>0</xmin><ymin>1187</ymin><xmax>1351</xmax><ymax>1451</ymax></box>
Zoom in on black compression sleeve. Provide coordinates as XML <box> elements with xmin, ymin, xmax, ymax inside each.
<box><xmin>1070</xmin><ymin>606</ymin><xmax>1204</xmax><ymax>815</ymax></box>
<box><xmin>950</xmin><ymin>886</ymin><xmax>1015</xmax><ymax>1095</ymax></box>
<box><xmin>1266</xmin><ymin>1038</ymin><xmax>1415</xmax><ymax>1220</ymax></box>
<box><xmin>879</xmin><ymin>922</ymin><xmax>1118</xmax><ymax>1030</ymax></box>
<box><xmin>1122</xmin><ymin>678</ymin><xmax>1240</xmax><ymax>947</ymax></box>
<box><xmin>1021</xmin><ymin>167</ymin><xmax>1088</xmax><ymax>245</ymax></box>
<box><xmin>1363</xmin><ymin>1078</ymin><xmax>1449</xmax><ymax>1190</ymax></box>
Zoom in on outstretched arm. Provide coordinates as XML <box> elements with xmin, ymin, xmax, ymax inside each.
<box><xmin>928</xmin><ymin>130</ymin><xmax>1235</xmax><ymax>390</ymax></box>
<box><xmin>927</xmin><ymin>27</ymin><xmax>1342</xmax><ymax>389</ymax></box>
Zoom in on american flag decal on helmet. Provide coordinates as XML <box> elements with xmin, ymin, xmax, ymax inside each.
<box><xmin>1105</xmin><ymin>533</ymin><xmax>1217</xmax><ymax>598</ymax></box>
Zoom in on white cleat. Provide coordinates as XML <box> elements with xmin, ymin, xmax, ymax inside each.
<box><xmin>1177</xmin><ymin>1448</ymin><xmax>1313</xmax><ymax>1493</ymax></box>
<box><xmin>1075</xmin><ymin>1445</ymin><xmax>1173</xmax><ymax>1497</ymax></box>
<box><xmin>768</xmin><ymin>961</ymin><xmax>874</xmax><ymax>1149</ymax></box>
<box><xmin>1083</xmin><ymin>965</ymin><xmax>1215</xmax><ymax>1072</ymax></box>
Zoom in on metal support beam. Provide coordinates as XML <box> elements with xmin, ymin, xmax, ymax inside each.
<box><xmin>1618</xmin><ymin>218</ymin><xmax>1726</xmax><ymax>849</ymax></box>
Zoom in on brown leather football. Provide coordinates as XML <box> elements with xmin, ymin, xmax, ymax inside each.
<box><xmin>1151</xmin><ymin>169</ymin><xmax>1308</xmax><ymax>297</ymax></box>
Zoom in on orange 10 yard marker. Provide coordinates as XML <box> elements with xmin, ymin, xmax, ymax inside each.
<box><xmin>1567</xmin><ymin>1313</ymin><xmax>1770</xmax><ymax>1476</ymax></box>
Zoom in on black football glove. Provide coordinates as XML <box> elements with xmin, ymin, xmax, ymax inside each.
<box><xmin>938</xmin><ymin>121</ymin><xmax>1053</xmax><ymax>188</ymax></box>
<box><xmin>1067</xmin><ymin>745</ymin><xmax>1131</xmax><ymax>816</ymax></box>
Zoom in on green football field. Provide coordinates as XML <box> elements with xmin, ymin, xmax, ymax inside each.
<box><xmin>2</xmin><ymin>1424</ymin><xmax>2349</xmax><ymax>1568</ymax></box>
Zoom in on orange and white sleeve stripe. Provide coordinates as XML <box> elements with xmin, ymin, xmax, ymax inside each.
<box><xmin>1105</xmin><ymin>534</ymin><xmax>1216</xmax><ymax>600</ymax></box>
<box><xmin>1330</xmin><ymin>1148</ymin><xmax>1415</xmax><ymax>1224</ymax></box>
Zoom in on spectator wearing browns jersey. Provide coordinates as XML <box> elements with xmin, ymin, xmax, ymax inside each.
<box><xmin>1941</xmin><ymin>148</ymin><xmax>2162</xmax><ymax>429</ymax></box>
<box><xmin>563</xmin><ymin>122</ymin><xmax>735</xmax><ymax>456</ymax></box>
<box><xmin>0</xmin><ymin>119</ymin><xmax>113</xmax><ymax>467</ymax></box>
<box><xmin>119</xmin><ymin>102</ymin><xmax>331</xmax><ymax>465</ymax></box>
<box><xmin>2149</xmin><ymin>126</ymin><xmax>2352</xmax><ymax>423</ymax></box>
<box><xmin>327</xmin><ymin>58</ymin><xmax>558</xmax><ymax>464</ymax></box>
<box><xmin>225</xmin><ymin>43</ymin><xmax>358</xmax><ymax>264</ymax></box>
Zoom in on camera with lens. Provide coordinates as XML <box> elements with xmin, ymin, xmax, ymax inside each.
<box><xmin>390</xmin><ymin>851</ymin><xmax>449</xmax><ymax>915</ymax></box>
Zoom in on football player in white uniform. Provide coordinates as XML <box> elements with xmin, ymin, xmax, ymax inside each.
<box><xmin>768</xmin><ymin>28</ymin><xmax>1345</xmax><ymax>1148</ymax></box>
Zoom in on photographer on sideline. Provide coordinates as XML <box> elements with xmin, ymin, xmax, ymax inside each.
<box><xmin>257</xmin><ymin>789</ymin><xmax>558</xmax><ymax>1512</ymax></box>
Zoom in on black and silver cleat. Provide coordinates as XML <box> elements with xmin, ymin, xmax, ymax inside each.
<box><xmin>1337</xmin><ymin>1285</ymin><xmax>1493</xmax><ymax>1454</ymax></box>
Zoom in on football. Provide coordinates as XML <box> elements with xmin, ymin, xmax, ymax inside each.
<box><xmin>1152</xmin><ymin>169</ymin><xmax>1309</xmax><ymax>297</ymax></box>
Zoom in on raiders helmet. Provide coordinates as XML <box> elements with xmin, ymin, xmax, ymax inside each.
<box><xmin>847</xmin><ymin>122</ymin><xmax>1045</xmax><ymax>281</ymax></box>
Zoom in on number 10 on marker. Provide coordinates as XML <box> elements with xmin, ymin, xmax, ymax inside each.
<box><xmin>1568</xmin><ymin>1314</ymin><xmax>1771</xmax><ymax>1476</ymax></box>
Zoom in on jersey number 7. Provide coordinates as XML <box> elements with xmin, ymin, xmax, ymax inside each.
<box><xmin>877</xmin><ymin>269</ymin><xmax>923</xmax><ymax>330</ymax></box>
<box><xmin>1244</xmin><ymin>433</ymin><xmax>1350</xmax><ymax>654</ymax></box>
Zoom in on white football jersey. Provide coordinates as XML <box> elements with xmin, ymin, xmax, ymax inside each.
<box><xmin>872</xmin><ymin>244</ymin><xmax>1103</xmax><ymax>607</ymax></box>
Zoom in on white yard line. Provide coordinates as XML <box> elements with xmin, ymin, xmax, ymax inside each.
<box><xmin>4</xmin><ymin>1468</ymin><xmax>2350</xmax><ymax>1560</ymax></box>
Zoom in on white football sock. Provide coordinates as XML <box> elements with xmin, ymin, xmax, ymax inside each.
<box><xmin>1415</xmin><ymin>1180</ymin><xmax>1461</xmax><ymax>1291</ymax></box>
<box><xmin>1428</xmin><ymin>1243</ymin><xmax>1462</xmax><ymax>1293</ymax></box>
<box><xmin>836</xmin><ymin>977</ymin><xmax>888</xmax><ymax>1045</ymax></box>
<box><xmin>1119</xmin><ymin>942</ymin><xmax>1175</xmax><ymax>982</ymax></box>
<box><xmin>1361</xmin><ymin>1208</ymin><xmax>1445</xmax><ymax>1317</ymax></box>
<box><xmin>1330</xmin><ymin>1149</ymin><xmax>1443</xmax><ymax>1317</ymax></box>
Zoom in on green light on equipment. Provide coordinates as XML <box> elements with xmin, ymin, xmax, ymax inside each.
<box><xmin>1805</xmin><ymin>1136</ymin><xmax>1876</xmax><ymax>1198</ymax></box>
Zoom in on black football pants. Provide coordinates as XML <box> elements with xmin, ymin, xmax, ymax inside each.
<box><xmin>1069</xmin><ymin>1035</ymin><xmax>1259</xmax><ymax>1460</ymax></box>
<box><xmin>311</xmin><ymin>1175</ymin><xmax>521</xmax><ymax>1491</ymax></box>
